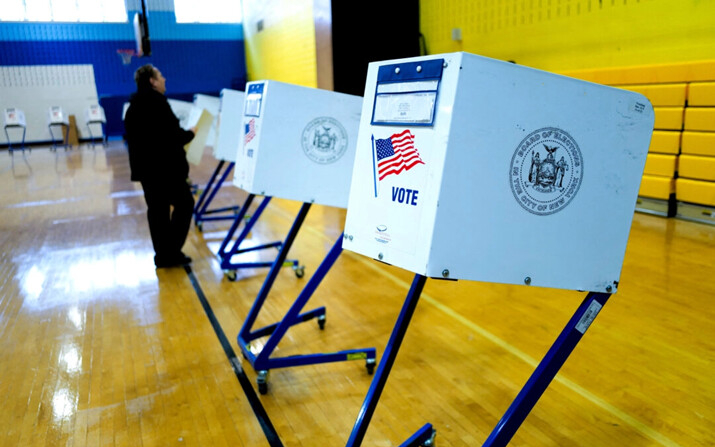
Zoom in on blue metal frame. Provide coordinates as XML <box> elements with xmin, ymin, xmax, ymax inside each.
<box><xmin>48</xmin><ymin>123</ymin><xmax>71</xmax><ymax>150</ymax></box>
<box><xmin>346</xmin><ymin>274</ymin><xmax>430</xmax><ymax>447</ymax></box>
<box><xmin>482</xmin><ymin>291</ymin><xmax>611</xmax><ymax>446</ymax></box>
<box><xmin>218</xmin><ymin>193</ymin><xmax>298</xmax><ymax>274</ymax></box>
<box><xmin>238</xmin><ymin>209</ymin><xmax>376</xmax><ymax>389</ymax></box>
<box><xmin>345</xmin><ymin>274</ymin><xmax>611</xmax><ymax>447</ymax></box>
<box><xmin>86</xmin><ymin>120</ymin><xmax>107</xmax><ymax>148</ymax></box>
<box><xmin>4</xmin><ymin>124</ymin><xmax>27</xmax><ymax>154</ymax></box>
<box><xmin>194</xmin><ymin>160</ymin><xmax>240</xmax><ymax>229</ymax></box>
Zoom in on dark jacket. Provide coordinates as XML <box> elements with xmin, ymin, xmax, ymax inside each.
<box><xmin>124</xmin><ymin>87</ymin><xmax>195</xmax><ymax>182</ymax></box>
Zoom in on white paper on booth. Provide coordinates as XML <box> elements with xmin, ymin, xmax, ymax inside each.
<box><xmin>184</xmin><ymin>109</ymin><xmax>214</xmax><ymax>165</ymax></box>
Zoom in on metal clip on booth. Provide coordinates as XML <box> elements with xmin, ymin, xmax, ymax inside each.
<box><xmin>3</xmin><ymin>108</ymin><xmax>27</xmax><ymax>154</ymax></box>
<box><xmin>340</xmin><ymin>53</ymin><xmax>655</xmax><ymax>446</ymax></box>
<box><xmin>47</xmin><ymin>106</ymin><xmax>71</xmax><ymax>151</ymax></box>
<box><xmin>194</xmin><ymin>90</ymin><xmax>245</xmax><ymax>232</ymax></box>
<box><xmin>233</xmin><ymin>80</ymin><xmax>376</xmax><ymax>394</ymax></box>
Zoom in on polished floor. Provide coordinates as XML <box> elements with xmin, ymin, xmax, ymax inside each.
<box><xmin>0</xmin><ymin>142</ymin><xmax>713</xmax><ymax>446</ymax></box>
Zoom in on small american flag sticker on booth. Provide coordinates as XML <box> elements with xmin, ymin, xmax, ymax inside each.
<box><xmin>244</xmin><ymin>118</ymin><xmax>256</xmax><ymax>144</ymax></box>
<box><xmin>371</xmin><ymin>129</ymin><xmax>424</xmax><ymax>197</ymax></box>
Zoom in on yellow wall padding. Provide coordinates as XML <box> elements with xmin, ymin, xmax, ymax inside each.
<box><xmin>639</xmin><ymin>175</ymin><xmax>675</xmax><ymax>200</ymax></box>
<box><xmin>684</xmin><ymin>108</ymin><xmax>715</xmax><ymax>131</ymax></box>
<box><xmin>561</xmin><ymin>61</ymin><xmax>715</xmax><ymax>85</ymax></box>
<box><xmin>618</xmin><ymin>84</ymin><xmax>687</xmax><ymax>107</ymax></box>
<box><xmin>688</xmin><ymin>82</ymin><xmax>715</xmax><ymax>106</ymax></box>
<box><xmin>681</xmin><ymin>131</ymin><xmax>715</xmax><ymax>157</ymax></box>
<box><xmin>654</xmin><ymin>107</ymin><xmax>684</xmax><ymax>131</ymax></box>
<box><xmin>649</xmin><ymin>131</ymin><xmax>681</xmax><ymax>155</ymax></box>
<box><xmin>419</xmin><ymin>1</ymin><xmax>715</xmax><ymax>72</ymax></box>
<box><xmin>679</xmin><ymin>155</ymin><xmax>715</xmax><ymax>181</ymax></box>
<box><xmin>242</xmin><ymin>0</ymin><xmax>318</xmax><ymax>87</ymax></box>
<box><xmin>677</xmin><ymin>178</ymin><xmax>715</xmax><ymax>207</ymax></box>
<box><xmin>644</xmin><ymin>154</ymin><xmax>678</xmax><ymax>177</ymax></box>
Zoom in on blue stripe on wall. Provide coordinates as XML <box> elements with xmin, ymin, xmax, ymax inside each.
<box><xmin>1</xmin><ymin>39</ymin><xmax>246</xmax><ymax>137</ymax></box>
<box><xmin>0</xmin><ymin>11</ymin><xmax>243</xmax><ymax>41</ymax></box>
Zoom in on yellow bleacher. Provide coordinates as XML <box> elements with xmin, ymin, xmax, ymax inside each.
<box><xmin>562</xmin><ymin>61</ymin><xmax>715</xmax><ymax>224</ymax></box>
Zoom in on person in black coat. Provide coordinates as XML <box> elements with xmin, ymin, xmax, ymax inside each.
<box><xmin>124</xmin><ymin>64</ymin><xmax>196</xmax><ymax>268</ymax></box>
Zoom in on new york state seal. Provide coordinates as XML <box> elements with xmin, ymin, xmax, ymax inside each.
<box><xmin>510</xmin><ymin>127</ymin><xmax>583</xmax><ymax>216</ymax></box>
<box><xmin>301</xmin><ymin>117</ymin><xmax>348</xmax><ymax>164</ymax></box>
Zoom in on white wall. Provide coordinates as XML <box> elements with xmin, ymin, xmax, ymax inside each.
<box><xmin>1</xmin><ymin>64</ymin><xmax>102</xmax><ymax>144</ymax></box>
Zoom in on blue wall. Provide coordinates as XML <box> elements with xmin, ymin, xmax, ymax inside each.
<box><xmin>0</xmin><ymin>9</ymin><xmax>246</xmax><ymax>137</ymax></box>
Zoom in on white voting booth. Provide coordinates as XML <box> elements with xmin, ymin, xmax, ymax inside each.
<box><xmin>84</xmin><ymin>104</ymin><xmax>106</xmax><ymax>146</ymax></box>
<box><xmin>47</xmin><ymin>106</ymin><xmax>70</xmax><ymax>149</ymax></box>
<box><xmin>4</xmin><ymin>108</ymin><xmax>27</xmax><ymax>152</ymax></box>
<box><xmin>344</xmin><ymin>52</ymin><xmax>654</xmax><ymax>293</ymax></box>
<box><xmin>193</xmin><ymin>94</ymin><xmax>220</xmax><ymax>148</ymax></box>
<box><xmin>214</xmin><ymin>89</ymin><xmax>244</xmax><ymax>162</ymax></box>
<box><xmin>229</xmin><ymin>80</ymin><xmax>376</xmax><ymax>395</ymax></box>
<box><xmin>193</xmin><ymin>90</ymin><xmax>244</xmax><ymax>230</ymax></box>
<box><xmin>167</xmin><ymin>98</ymin><xmax>213</xmax><ymax>166</ymax></box>
<box><xmin>341</xmin><ymin>52</ymin><xmax>654</xmax><ymax>447</ymax></box>
<box><xmin>233</xmin><ymin>80</ymin><xmax>361</xmax><ymax>208</ymax></box>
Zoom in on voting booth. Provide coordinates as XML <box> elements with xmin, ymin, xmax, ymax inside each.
<box><xmin>193</xmin><ymin>94</ymin><xmax>220</xmax><ymax>148</ymax></box>
<box><xmin>192</xmin><ymin>90</ymin><xmax>245</xmax><ymax>231</ymax></box>
<box><xmin>3</xmin><ymin>108</ymin><xmax>27</xmax><ymax>153</ymax></box>
<box><xmin>84</xmin><ymin>104</ymin><xmax>106</xmax><ymax>147</ymax></box>
<box><xmin>214</xmin><ymin>89</ymin><xmax>244</xmax><ymax>162</ymax></box>
<box><xmin>233</xmin><ymin>80</ymin><xmax>361</xmax><ymax>208</ymax></box>
<box><xmin>230</xmin><ymin>80</ymin><xmax>375</xmax><ymax>394</ymax></box>
<box><xmin>341</xmin><ymin>52</ymin><xmax>654</xmax><ymax>447</ymax></box>
<box><xmin>47</xmin><ymin>106</ymin><xmax>71</xmax><ymax>150</ymax></box>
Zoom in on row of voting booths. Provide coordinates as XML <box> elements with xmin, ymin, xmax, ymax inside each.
<box><xmin>3</xmin><ymin>105</ymin><xmax>107</xmax><ymax>152</ymax></box>
<box><xmin>194</xmin><ymin>52</ymin><xmax>655</xmax><ymax>446</ymax></box>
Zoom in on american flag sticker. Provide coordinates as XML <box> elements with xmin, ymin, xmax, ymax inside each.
<box><xmin>244</xmin><ymin>118</ymin><xmax>256</xmax><ymax>144</ymax></box>
<box><xmin>371</xmin><ymin>130</ymin><xmax>424</xmax><ymax>197</ymax></box>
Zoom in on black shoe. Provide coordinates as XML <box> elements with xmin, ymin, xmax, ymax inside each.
<box><xmin>155</xmin><ymin>253</ymin><xmax>192</xmax><ymax>268</ymax></box>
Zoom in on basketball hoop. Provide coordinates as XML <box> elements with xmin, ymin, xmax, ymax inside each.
<box><xmin>116</xmin><ymin>49</ymin><xmax>136</xmax><ymax>65</ymax></box>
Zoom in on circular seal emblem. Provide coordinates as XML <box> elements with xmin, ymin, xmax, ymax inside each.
<box><xmin>301</xmin><ymin>117</ymin><xmax>348</xmax><ymax>164</ymax></box>
<box><xmin>509</xmin><ymin>127</ymin><xmax>583</xmax><ymax>216</ymax></box>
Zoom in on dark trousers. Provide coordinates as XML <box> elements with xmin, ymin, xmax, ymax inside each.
<box><xmin>140</xmin><ymin>178</ymin><xmax>194</xmax><ymax>263</ymax></box>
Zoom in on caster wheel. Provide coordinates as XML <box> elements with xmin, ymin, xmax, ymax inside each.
<box><xmin>224</xmin><ymin>270</ymin><xmax>237</xmax><ymax>281</ymax></box>
<box><xmin>317</xmin><ymin>314</ymin><xmax>326</xmax><ymax>330</ymax></box>
<box><xmin>257</xmin><ymin>371</ymin><xmax>269</xmax><ymax>395</ymax></box>
<box><xmin>422</xmin><ymin>429</ymin><xmax>436</xmax><ymax>447</ymax></box>
<box><xmin>294</xmin><ymin>265</ymin><xmax>305</xmax><ymax>278</ymax></box>
<box><xmin>196</xmin><ymin>222</ymin><xmax>203</xmax><ymax>232</ymax></box>
<box><xmin>366</xmin><ymin>358</ymin><xmax>376</xmax><ymax>375</ymax></box>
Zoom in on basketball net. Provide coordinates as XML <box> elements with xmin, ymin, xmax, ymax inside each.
<box><xmin>117</xmin><ymin>49</ymin><xmax>135</xmax><ymax>65</ymax></box>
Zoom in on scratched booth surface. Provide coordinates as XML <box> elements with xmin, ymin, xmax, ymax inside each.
<box><xmin>0</xmin><ymin>140</ymin><xmax>713</xmax><ymax>445</ymax></box>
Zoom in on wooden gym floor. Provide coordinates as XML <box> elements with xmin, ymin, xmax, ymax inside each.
<box><xmin>0</xmin><ymin>142</ymin><xmax>713</xmax><ymax>447</ymax></box>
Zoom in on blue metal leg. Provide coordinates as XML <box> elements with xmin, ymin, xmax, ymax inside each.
<box><xmin>239</xmin><ymin>232</ymin><xmax>376</xmax><ymax>384</ymax></box>
<box><xmin>217</xmin><ymin>193</ymin><xmax>257</xmax><ymax>259</ymax></box>
<box><xmin>48</xmin><ymin>124</ymin><xmax>70</xmax><ymax>150</ymax></box>
<box><xmin>194</xmin><ymin>160</ymin><xmax>238</xmax><ymax>225</ymax></box>
<box><xmin>346</xmin><ymin>274</ymin><xmax>428</xmax><ymax>447</ymax></box>
<box><xmin>482</xmin><ymin>291</ymin><xmax>611</xmax><ymax>446</ymax></box>
<box><xmin>218</xmin><ymin>195</ymin><xmax>300</xmax><ymax>278</ymax></box>
<box><xmin>238</xmin><ymin>202</ymin><xmax>311</xmax><ymax>340</ymax></box>
<box><xmin>194</xmin><ymin>160</ymin><xmax>226</xmax><ymax>223</ymax></box>
<box><xmin>4</xmin><ymin>126</ymin><xmax>25</xmax><ymax>154</ymax></box>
